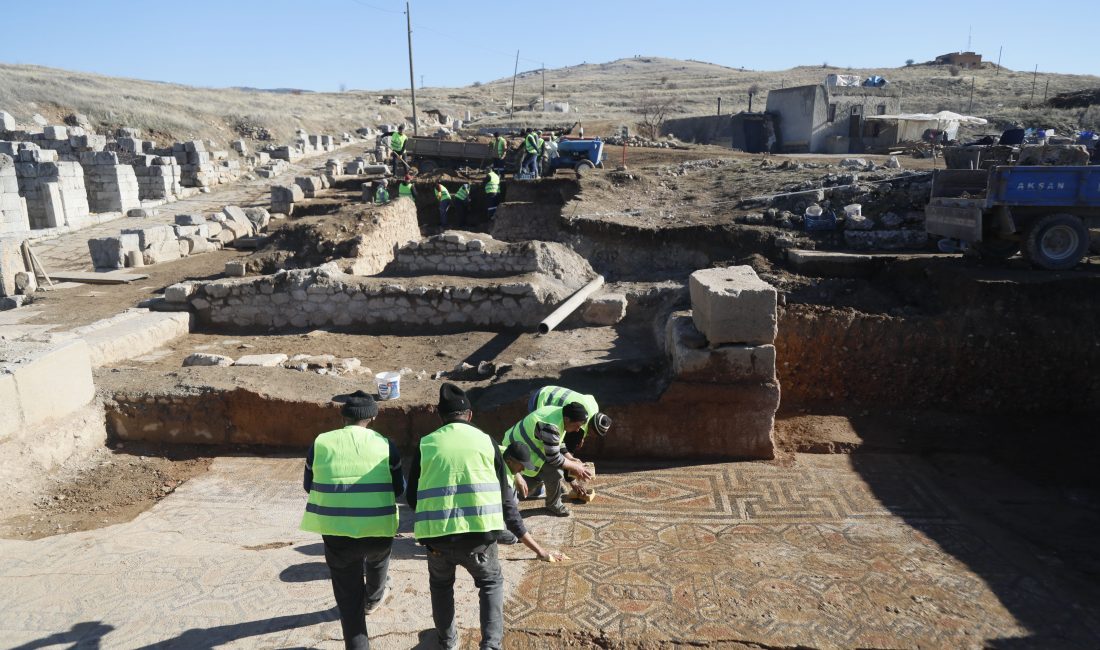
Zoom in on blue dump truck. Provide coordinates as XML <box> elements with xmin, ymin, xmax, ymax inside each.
<box><xmin>925</xmin><ymin>166</ymin><xmax>1100</xmax><ymax>270</ymax></box>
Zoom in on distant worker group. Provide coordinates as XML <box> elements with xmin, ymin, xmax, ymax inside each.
<box><xmin>300</xmin><ymin>382</ymin><xmax>610</xmax><ymax>650</ymax></box>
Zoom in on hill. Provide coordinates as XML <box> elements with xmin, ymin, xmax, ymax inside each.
<box><xmin>1</xmin><ymin>57</ymin><xmax>1098</xmax><ymax>146</ymax></box>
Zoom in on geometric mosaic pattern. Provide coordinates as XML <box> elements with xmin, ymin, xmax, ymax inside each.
<box><xmin>505</xmin><ymin>455</ymin><xmax>1100</xmax><ymax>649</ymax></box>
<box><xmin>3</xmin><ymin>453</ymin><xmax>1099</xmax><ymax>648</ymax></box>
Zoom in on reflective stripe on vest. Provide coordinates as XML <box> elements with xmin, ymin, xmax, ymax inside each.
<box><xmin>525</xmin><ymin>133</ymin><xmax>541</xmax><ymax>153</ymax></box>
<box><xmin>485</xmin><ymin>172</ymin><xmax>500</xmax><ymax>195</ymax></box>
<box><xmin>398</xmin><ymin>182</ymin><xmax>414</xmax><ymax>197</ymax></box>
<box><xmin>391</xmin><ymin>132</ymin><xmax>407</xmax><ymax>152</ymax></box>
<box><xmin>454</xmin><ymin>185</ymin><xmax>469</xmax><ymax>201</ymax></box>
<box><xmin>532</xmin><ymin>386</ymin><xmax>599</xmax><ymax>439</ymax></box>
<box><xmin>413</xmin><ymin>422</ymin><xmax>504</xmax><ymax>540</ymax></box>
<box><xmin>503</xmin><ymin>406</ymin><xmax>564</xmax><ymax>478</ymax></box>
<box><xmin>300</xmin><ymin>426</ymin><xmax>398</xmax><ymax>538</ymax></box>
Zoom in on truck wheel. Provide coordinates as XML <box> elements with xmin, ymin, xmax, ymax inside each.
<box><xmin>973</xmin><ymin>238</ymin><xmax>1020</xmax><ymax>261</ymax></box>
<box><xmin>1023</xmin><ymin>213</ymin><xmax>1089</xmax><ymax>270</ymax></box>
<box><xmin>575</xmin><ymin>160</ymin><xmax>596</xmax><ymax>178</ymax></box>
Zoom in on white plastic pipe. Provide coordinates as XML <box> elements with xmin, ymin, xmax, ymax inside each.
<box><xmin>538</xmin><ymin>275</ymin><xmax>605</xmax><ymax>335</ymax></box>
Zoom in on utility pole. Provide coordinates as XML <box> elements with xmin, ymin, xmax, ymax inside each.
<box><xmin>541</xmin><ymin>62</ymin><xmax>547</xmax><ymax>112</ymax></box>
<box><xmin>1043</xmin><ymin>78</ymin><xmax>1050</xmax><ymax>102</ymax></box>
<box><xmin>717</xmin><ymin>97</ymin><xmax>722</xmax><ymax>116</ymax></box>
<box><xmin>509</xmin><ymin>50</ymin><xmax>519</xmax><ymax>119</ymax></box>
<box><xmin>1030</xmin><ymin>64</ymin><xmax>1038</xmax><ymax>105</ymax></box>
<box><xmin>405</xmin><ymin>1</ymin><xmax>418</xmax><ymax>135</ymax></box>
<box><xmin>968</xmin><ymin>76</ymin><xmax>975</xmax><ymax>113</ymax></box>
<box><xmin>996</xmin><ymin>45</ymin><xmax>1003</xmax><ymax>76</ymax></box>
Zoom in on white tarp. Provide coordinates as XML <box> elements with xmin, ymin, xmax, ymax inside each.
<box><xmin>864</xmin><ymin>110</ymin><xmax>988</xmax><ymax>141</ymax></box>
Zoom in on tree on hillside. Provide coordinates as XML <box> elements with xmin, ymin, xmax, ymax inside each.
<box><xmin>906</xmin><ymin>59</ymin><xmax>915</xmax><ymax>67</ymax></box>
<box><xmin>636</xmin><ymin>90</ymin><xmax>674</xmax><ymax>139</ymax></box>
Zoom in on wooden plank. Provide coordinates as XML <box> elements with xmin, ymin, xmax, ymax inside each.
<box><xmin>49</xmin><ymin>271</ymin><xmax>150</xmax><ymax>285</ymax></box>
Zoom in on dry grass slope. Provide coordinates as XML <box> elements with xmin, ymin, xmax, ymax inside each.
<box><xmin>2</xmin><ymin>57</ymin><xmax>1098</xmax><ymax>145</ymax></box>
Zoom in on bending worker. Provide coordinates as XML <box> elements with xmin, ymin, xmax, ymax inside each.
<box><xmin>497</xmin><ymin>441</ymin><xmax>568</xmax><ymax>562</ymax></box>
<box><xmin>397</xmin><ymin>174</ymin><xmax>416</xmax><ymax>200</ymax></box>
<box><xmin>529</xmin><ymin>385</ymin><xmax>612</xmax><ymax>452</ymax></box>
<box><xmin>300</xmin><ymin>390</ymin><xmax>404</xmax><ymax>650</ymax></box>
<box><xmin>371</xmin><ymin>179</ymin><xmax>389</xmax><ymax>205</ymax></box>
<box><xmin>390</xmin><ymin>124</ymin><xmax>408</xmax><ymax>175</ymax></box>
<box><xmin>502</xmin><ymin>402</ymin><xmax>593</xmax><ymax>517</ymax></box>
<box><xmin>406</xmin><ymin>383</ymin><xmax>520</xmax><ymax>650</ymax></box>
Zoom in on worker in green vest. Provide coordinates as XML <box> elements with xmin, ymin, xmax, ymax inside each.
<box><xmin>491</xmin><ymin>131</ymin><xmax>507</xmax><ymax>172</ymax></box>
<box><xmin>300</xmin><ymin>390</ymin><xmax>404</xmax><ymax>650</ymax></box>
<box><xmin>451</xmin><ymin>182</ymin><xmax>471</xmax><ymax>226</ymax></box>
<box><xmin>397</xmin><ymin>174</ymin><xmax>416</xmax><ymax>200</ymax></box>
<box><xmin>502</xmin><ymin>403</ymin><xmax>593</xmax><ymax>517</ymax></box>
<box><xmin>371</xmin><ymin>179</ymin><xmax>389</xmax><ymax>205</ymax></box>
<box><xmin>406</xmin><ymin>383</ymin><xmax>522</xmax><ymax>650</ymax></box>
<box><xmin>484</xmin><ymin>169</ymin><xmax>500</xmax><ymax>220</ymax></box>
<box><xmin>529</xmin><ymin>385</ymin><xmax>612</xmax><ymax>502</ymax></box>
<box><xmin>522</xmin><ymin>129</ymin><xmax>544</xmax><ymax>177</ymax></box>
<box><xmin>434</xmin><ymin>183</ymin><xmax>451</xmax><ymax>228</ymax></box>
<box><xmin>495</xmin><ymin>442</ymin><xmax>568</xmax><ymax>561</ymax></box>
<box><xmin>390</xmin><ymin>125</ymin><xmax>408</xmax><ymax>175</ymax></box>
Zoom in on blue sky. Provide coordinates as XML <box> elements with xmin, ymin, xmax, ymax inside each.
<box><xmin>1</xmin><ymin>0</ymin><xmax>1095</xmax><ymax>91</ymax></box>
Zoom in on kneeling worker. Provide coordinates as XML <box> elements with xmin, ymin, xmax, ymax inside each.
<box><xmin>498</xmin><ymin>441</ymin><xmax>568</xmax><ymax>562</ymax></box>
<box><xmin>407</xmin><ymin>383</ymin><xmax>517</xmax><ymax>650</ymax></box>
<box><xmin>528</xmin><ymin>385</ymin><xmax>611</xmax><ymax>501</ymax></box>
<box><xmin>300</xmin><ymin>390</ymin><xmax>404</xmax><ymax>650</ymax></box>
<box><xmin>503</xmin><ymin>402</ymin><xmax>593</xmax><ymax>516</ymax></box>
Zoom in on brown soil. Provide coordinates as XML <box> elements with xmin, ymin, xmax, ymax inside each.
<box><xmin>0</xmin><ymin>442</ymin><xmax>213</xmax><ymax>540</ymax></box>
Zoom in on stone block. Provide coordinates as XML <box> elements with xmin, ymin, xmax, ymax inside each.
<box><xmin>175</xmin><ymin>213</ymin><xmax>204</xmax><ymax>226</ymax></box>
<box><xmin>689</xmin><ymin>266</ymin><xmax>777</xmax><ymax>346</ymax></box>
<box><xmin>78</xmin><ymin>311</ymin><xmax>190</xmax><ymax>367</ymax></box>
<box><xmin>294</xmin><ymin>176</ymin><xmax>322</xmax><ymax>198</ymax></box>
<box><xmin>224</xmin><ymin>260</ymin><xmax>247</xmax><ymax>277</ymax></box>
<box><xmin>7</xmin><ymin>340</ymin><xmax>95</xmax><ymax>430</ymax></box>
<box><xmin>222</xmin><ymin>205</ymin><xmax>256</xmax><ymax>235</ymax></box>
<box><xmin>122</xmin><ymin>224</ymin><xmax>174</xmax><ymax>249</ymax></box>
<box><xmin>164</xmin><ymin>283</ymin><xmax>195</xmax><ymax>303</ymax></box>
<box><xmin>0</xmin><ymin>237</ymin><xmax>27</xmax><ymax>297</ymax></box>
<box><xmin>0</xmin><ymin>111</ymin><xmax>15</xmax><ymax>131</ymax></box>
<box><xmin>173</xmin><ymin>224</ymin><xmax>209</xmax><ymax>238</ymax></box>
<box><xmin>183</xmin><ymin>353</ymin><xmax>234</xmax><ymax>367</ymax></box>
<box><xmin>142</xmin><ymin>237</ymin><xmax>182</xmax><ymax>265</ymax></box>
<box><xmin>242</xmin><ymin>207</ymin><xmax>270</xmax><ymax>232</ymax></box>
<box><xmin>667</xmin><ymin>312</ymin><xmax>776</xmax><ymax>382</ymax></box>
<box><xmin>582</xmin><ymin>292</ymin><xmax>627</xmax><ymax>326</ymax></box>
<box><xmin>41</xmin><ymin>182</ymin><xmax>66</xmax><ymax>228</ymax></box>
<box><xmin>234</xmin><ymin>353</ymin><xmax>289</xmax><ymax>367</ymax></box>
<box><xmin>31</xmin><ymin>114</ymin><xmax>48</xmax><ymax>127</ymax></box>
<box><xmin>88</xmin><ymin>234</ymin><xmax>140</xmax><ymax>269</ymax></box>
<box><xmin>180</xmin><ymin>234</ymin><xmax>214</xmax><ymax>254</ymax></box>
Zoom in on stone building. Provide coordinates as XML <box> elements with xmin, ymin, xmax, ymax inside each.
<box><xmin>934</xmin><ymin>51</ymin><xmax>983</xmax><ymax>69</ymax></box>
<box><xmin>765</xmin><ymin>83</ymin><xmax>901</xmax><ymax>154</ymax></box>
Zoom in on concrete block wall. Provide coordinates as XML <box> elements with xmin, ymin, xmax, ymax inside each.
<box><xmin>80</xmin><ymin>151</ymin><xmax>140</xmax><ymax>213</ymax></box>
<box><xmin>0</xmin><ymin>154</ymin><xmax>30</xmax><ymax>234</ymax></box>
<box><xmin>0</xmin><ymin>340</ymin><xmax>96</xmax><ymax>443</ymax></box>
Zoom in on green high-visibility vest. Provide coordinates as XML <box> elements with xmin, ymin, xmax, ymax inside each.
<box><xmin>300</xmin><ymin>426</ymin><xmax>398</xmax><ymax>538</ymax></box>
<box><xmin>524</xmin><ymin>132</ymin><xmax>543</xmax><ymax>154</ymax></box>
<box><xmin>454</xmin><ymin>184</ymin><xmax>470</xmax><ymax>201</ymax></box>
<box><xmin>485</xmin><ymin>171</ymin><xmax>500</xmax><ymax>195</ymax></box>
<box><xmin>435</xmin><ymin>186</ymin><xmax>451</xmax><ymax>202</ymax></box>
<box><xmin>493</xmin><ymin>137</ymin><xmax>506</xmax><ymax>158</ymax></box>
<box><xmin>503</xmin><ymin>405</ymin><xmax>564</xmax><ymax>478</ymax></box>
<box><xmin>391</xmin><ymin>132</ymin><xmax>407</xmax><ymax>153</ymax></box>
<box><xmin>414</xmin><ymin>422</ymin><xmax>504</xmax><ymax>540</ymax></box>
<box><xmin>374</xmin><ymin>187</ymin><xmax>390</xmax><ymax>205</ymax></box>
<box><xmin>531</xmin><ymin>386</ymin><xmax>599</xmax><ymax>439</ymax></box>
<box><xmin>398</xmin><ymin>182</ymin><xmax>414</xmax><ymax>197</ymax></box>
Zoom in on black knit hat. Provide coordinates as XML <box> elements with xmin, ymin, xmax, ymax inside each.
<box><xmin>593</xmin><ymin>412</ymin><xmax>612</xmax><ymax>436</ymax></box>
<box><xmin>333</xmin><ymin>389</ymin><xmax>378</xmax><ymax>420</ymax></box>
<box><xmin>502</xmin><ymin>441</ymin><xmax>536</xmax><ymax>471</ymax></box>
<box><xmin>562</xmin><ymin>402</ymin><xmax>588</xmax><ymax>422</ymax></box>
<box><xmin>438</xmin><ymin>382</ymin><xmax>471</xmax><ymax>414</ymax></box>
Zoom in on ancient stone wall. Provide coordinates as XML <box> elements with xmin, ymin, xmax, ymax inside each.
<box><xmin>0</xmin><ymin>154</ymin><xmax>29</xmax><ymax>233</ymax></box>
<box><xmin>173</xmin><ymin>264</ymin><xmax>579</xmax><ymax>333</ymax></box>
<box><xmin>80</xmin><ymin>151</ymin><xmax>140</xmax><ymax>214</ymax></box>
<box><xmin>387</xmin><ymin>231</ymin><xmax>593</xmax><ymax>281</ymax></box>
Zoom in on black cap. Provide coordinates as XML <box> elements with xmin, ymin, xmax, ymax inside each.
<box><xmin>502</xmin><ymin>442</ymin><xmax>536</xmax><ymax>471</ymax></box>
<box><xmin>333</xmin><ymin>389</ymin><xmax>378</xmax><ymax>420</ymax></box>
<box><xmin>562</xmin><ymin>402</ymin><xmax>588</xmax><ymax>422</ymax></box>
<box><xmin>493</xmin><ymin>131</ymin><xmax>500</xmax><ymax>137</ymax></box>
<box><xmin>438</xmin><ymin>382</ymin><xmax>471</xmax><ymax>413</ymax></box>
<box><xmin>593</xmin><ymin>412</ymin><xmax>612</xmax><ymax>436</ymax></box>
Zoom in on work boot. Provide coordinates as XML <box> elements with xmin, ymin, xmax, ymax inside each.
<box><xmin>546</xmin><ymin>504</ymin><xmax>571</xmax><ymax>517</ymax></box>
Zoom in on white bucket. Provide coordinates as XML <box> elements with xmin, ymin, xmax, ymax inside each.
<box><xmin>805</xmin><ymin>204</ymin><xmax>823</xmax><ymax>218</ymax></box>
<box><xmin>844</xmin><ymin>204</ymin><xmax>862</xmax><ymax>218</ymax></box>
<box><xmin>375</xmin><ymin>371</ymin><xmax>401</xmax><ymax>400</ymax></box>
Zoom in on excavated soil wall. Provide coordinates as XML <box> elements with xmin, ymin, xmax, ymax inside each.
<box><xmin>778</xmin><ymin>263</ymin><xmax>1100</xmax><ymax>413</ymax></box>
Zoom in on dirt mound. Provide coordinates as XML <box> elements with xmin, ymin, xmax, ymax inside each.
<box><xmin>1048</xmin><ymin>88</ymin><xmax>1100</xmax><ymax>109</ymax></box>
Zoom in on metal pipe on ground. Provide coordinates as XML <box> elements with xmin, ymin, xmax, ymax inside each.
<box><xmin>537</xmin><ymin>275</ymin><xmax>605</xmax><ymax>335</ymax></box>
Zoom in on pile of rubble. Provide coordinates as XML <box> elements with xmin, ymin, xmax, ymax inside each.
<box><xmin>656</xmin><ymin>158</ymin><xmax>734</xmax><ymax>176</ymax></box>
<box><xmin>604</xmin><ymin>134</ymin><xmax>683</xmax><ymax>148</ymax></box>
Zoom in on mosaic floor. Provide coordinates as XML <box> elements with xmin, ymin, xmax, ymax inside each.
<box><xmin>1</xmin><ymin>453</ymin><xmax>1097</xmax><ymax>649</ymax></box>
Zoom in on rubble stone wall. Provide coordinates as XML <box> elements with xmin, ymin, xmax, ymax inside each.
<box><xmin>387</xmin><ymin>231</ymin><xmax>595</xmax><ymax>281</ymax></box>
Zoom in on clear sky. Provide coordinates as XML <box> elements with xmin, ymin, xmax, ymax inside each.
<box><xmin>1</xmin><ymin>0</ymin><xmax>1095</xmax><ymax>92</ymax></box>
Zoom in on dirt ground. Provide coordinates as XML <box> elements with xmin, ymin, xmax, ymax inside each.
<box><xmin>0</xmin><ymin>442</ymin><xmax>213</xmax><ymax>540</ymax></box>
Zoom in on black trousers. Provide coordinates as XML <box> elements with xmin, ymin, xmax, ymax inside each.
<box><xmin>322</xmin><ymin>534</ymin><xmax>393</xmax><ymax>650</ymax></box>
